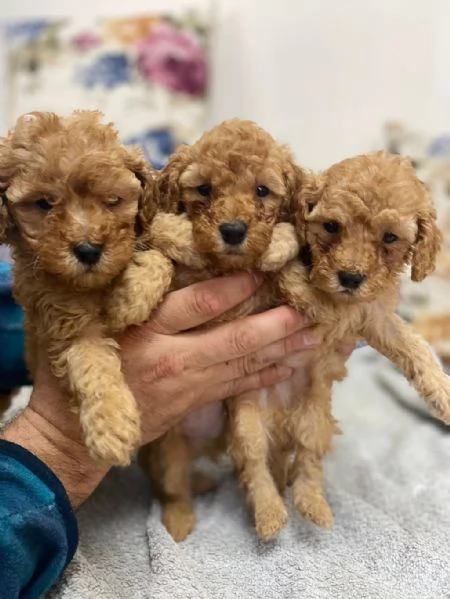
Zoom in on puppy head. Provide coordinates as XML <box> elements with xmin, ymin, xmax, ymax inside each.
<box><xmin>295</xmin><ymin>151</ymin><xmax>441</xmax><ymax>302</ymax></box>
<box><xmin>0</xmin><ymin>110</ymin><xmax>155</xmax><ymax>289</ymax></box>
<box><xmin>157</xmin><ymin>119</ymin><xmax>301</xmax><ymax>270</ymax></box>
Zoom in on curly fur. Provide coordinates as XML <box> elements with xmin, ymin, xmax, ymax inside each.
<box><xmin>0</xmin><ymin>110</ymin><xmax>173</xmax><ymax>466</ymax></box>
<box><xmin>142</xmin><ymin>147</ymin><xmax>450</xmax><ymax>541</ymax></box>
<box><xmin>137</xmin><ymin>119</ymin><xmax>302</xmax><ymax>542</ymax></box>
<box><xmin>275</xmin><ymin>151</ymin><xmax>450</xmax><ymax>529</ymax></box>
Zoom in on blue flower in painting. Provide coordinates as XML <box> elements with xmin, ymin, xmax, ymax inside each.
<box><xmin>77</xmin><ymin>53</ymin><xmax>131</xmax><ymax>90</ymax></box>
<box><xmin>6</xmin><ymin>20</ymin><xmax>50</xmax><ymax>43</ymax></box>
<box><xmin>125</xmin><ymin>128</ymin><xmax>177</xmax><ymax>170</ymax></box>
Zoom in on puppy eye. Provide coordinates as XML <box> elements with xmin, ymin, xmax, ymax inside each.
<box><xmin>197</xmin><ymin>184</ymin><xmax>211</xmax><ymax>197</ymax></box>
<box><xmin>108</xmin><ymin>197</ymin><xmax>123</xmax><ymax>207</ymax></box>
<box><xmin>256</xmin><ymin>185</ymin><xmax>270</xmax><ymax>198</ymax></box>
<box><xmin>35</xmin><ymin>198</ymin><xmax>53</xmax><ymax>211</ymax></box>
<box><xmin>383</xmin><ymin>232</ymin><xmax>398</xmax><ymax>244</ymax></box>
<box><xmin>323</xmin><ymin>221</ymin><xmax>340</xmax><ymax>234</ymax></box>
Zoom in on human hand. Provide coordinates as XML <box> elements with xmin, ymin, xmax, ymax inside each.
<box><xmin>120</xmin><ymin>271</ymin><xmax>323</xmax><ymax>443</ymax></box>
<box><xmin>0</xmin><ymin>272</ymin><xmax>321</xmax><ymax>506</ymax></box>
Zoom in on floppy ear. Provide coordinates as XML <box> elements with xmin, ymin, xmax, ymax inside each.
<box><xmin>410</xmin><ymin>196</ymin><xmax>442</xmax><ymax>282</ymax></box>
<box><xmin>280</xmin><ymin>156</ymin><xmax>304</xmax><ymax>222</ymax></box>
<box><xmin>0</xmin><ymin>194</ymin><xmax>12</xmax><ymax>244</ymax></box>
<box><xmin>0</xmin><ymin>136</ymin><xmax>16</xmax><ymax>243</ymax></box>
<box><xmin>156</xmin><ymin>145</ymin><xmax>192</xmax><ymax>213</ymax></box>
<box><xmin>122</xmin><ymin>147</ymin><xmax>157</xmax><ymax>236</ymax></box>
<box><xmin>294</xmin><ymin>170</ymin><xmax>325</xmax><ymax>245</ymax></box>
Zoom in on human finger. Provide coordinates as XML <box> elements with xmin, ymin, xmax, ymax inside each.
<box><xmin>205</xmin><ymin>326</ymin><xmax>322</xmax><ymax>382</ymax></box>
<box><xmin>145</xmin><ymin>272</ymin><xmax>262</xmax><ymax>335</ymax></box>
<box><xmin>203</xmin><ymin>364</ymin><xmax>294</xmax><ymax>404</ymax></box>
<box><xmin>185</xmin><ymin>306</ymin><xmax>313</xmax><ymax>369</ymax></box>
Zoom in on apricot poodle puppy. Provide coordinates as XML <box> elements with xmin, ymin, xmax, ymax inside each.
<box><xmin>276</xmin><ymin>151</ymin><xmax>450</xmax><ymax>528</ymax></box>
<box><xmin>0</xmin><ymin>110</ymin><xmax>173</xmax><ymax>466</ymax></box>
<box><xmin>138</xmin><ymin>118</ymin><xmax>301</xmax><ymax>542</ymax></box>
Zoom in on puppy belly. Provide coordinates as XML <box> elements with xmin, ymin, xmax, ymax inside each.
<box><xmin>177</xmin><ymin>401</ymin><xmax>224</xmax><ymax>440</ymax></box>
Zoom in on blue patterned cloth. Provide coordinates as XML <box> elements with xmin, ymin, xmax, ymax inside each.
<box><xmin>0</xmin><ymin>440</ymin><xmax>78</xmax><ymax>598</ymax></box>
<box><xmin>0</xmin><ymin>262</ymin><xmax>30</xmax><ymax>389</ymax></box>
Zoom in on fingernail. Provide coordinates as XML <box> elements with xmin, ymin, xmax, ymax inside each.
<box><xmin>302</xmin><ymin>329</ymin><xmax>323</xmax><ymax>347</ymax></box>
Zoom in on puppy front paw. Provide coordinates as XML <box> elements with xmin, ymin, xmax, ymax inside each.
<box><xmin>85</xmin><ymin>426</ymin><xmax>139</xmax><ymax>466</ymax></box>
<box><xmin>259</xmin><ymin>223</ymin><xmax>299</xmax><ymax>272</ymax></box>
<box><xmin>81</xmin><ymin>397</ymin><xmax>141</xmax><ymax>466</ymax></box>
<box><xmin>106</xmin><ymin>250</ymin><xmax>173</xmax><ymax>332</ymax></box>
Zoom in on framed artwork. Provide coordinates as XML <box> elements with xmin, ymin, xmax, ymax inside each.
<box><xmin>3</xmin><ymin>5</ymin><xmax>211</xmax><ymax>168</ymax></box>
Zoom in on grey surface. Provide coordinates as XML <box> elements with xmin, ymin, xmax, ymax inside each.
<box><xmin>0</xmin><ymin>245</ymin><xmax>11</xmax><ymax>262</ymax></box>
<box><xmin>48</xmin><ymin>348</ymin><xmax>450</xmax><ymax>599</ymax></box>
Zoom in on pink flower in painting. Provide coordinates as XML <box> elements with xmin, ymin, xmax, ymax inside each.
<box><xmin>72</xmin><ymin>32</ymin><xmax>100</xmax><ymax>52</ymax></box>
<box><xmin>137</xmin><ymin>24</ymin><xmax>207</xmax><ymax>96</ymax></box>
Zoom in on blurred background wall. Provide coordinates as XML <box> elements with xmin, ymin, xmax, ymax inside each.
<box><xmin>0</xmin><ymin>0</ymin><xmax>449</xmax><ymax>169</ymax></box>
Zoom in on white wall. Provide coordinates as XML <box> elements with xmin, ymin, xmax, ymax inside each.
<box><xmin>0</xmin><ymin>0</ymin><xmax>447</xmax><ymax>168</ymax></box>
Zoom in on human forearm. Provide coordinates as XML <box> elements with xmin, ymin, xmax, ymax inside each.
<box><xmin>0</xmin><ymin>389</ymin><xmax>109</xmax><ymax>508</ymax></box>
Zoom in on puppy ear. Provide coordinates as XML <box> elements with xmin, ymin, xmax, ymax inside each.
<box><xmin>156</xmin><ymin>145</ymin><xmax>192</xmax><ymax>213</ymax></box>
<box><xmin>0</xmin><ymin>137</ymin><xmax>15</xmax><ymax>243</ymax></box>
<box><xmin>122</xmin><ymin>147</ymin><xmax>157</xmax><ymax>235</ymax></box>
<box><xmin>410</xmin><ymin>189</ymin><xmax>442</xmax><ymax>281</ymax></box>
<box><xmin>294</xmin><ymin>170</ymin><xmax>325</xmax><ymax>244</ymax></box>
<box><xmin>0</xmin><ymin>194</ymin><xmax>12</xmax><ymax>244</ymax></box>
<box><xmin>281</xmin><ymin>161</ymin><xmax>304</xmax><ymax>221</ymax></box>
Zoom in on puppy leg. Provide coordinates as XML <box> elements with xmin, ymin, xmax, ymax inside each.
<box><xmin>258</xmin><ymin>223</ymin><xmax>299</xmax><ymax>272</ymax></box>
<box><xmin>290</xmin><ymin>371</ymin><xmax>336</xmax><ymax>528</ymax></box>
<box><xmin>269</xmin><ymin>449</ymin><xmax>292</xmax><ymax>496</ymax></box>
<box><xmin>364</xmin><ymin>313</ymin><xmax>450</xmax><ymax>423</ymax></box>
<box><xmin>291</xmin><ymin>447</ymin><xmax>333</xmax><ymax>528</ymax></box>
<box><xmin>229</xmin><ymin>395</ymin><xmax>287</xmax><ymax>540</ymax></box>
<box><xmin>139</xmin><ymin>432</ymin><xmax>196</xmax><ymax>542</ymax></box>
<box><xmin>191</xmin><ymin>472</ymin><xmax>218</xmax><ymax>496</ymax></box>
<box><xmin>64</xmin><ymin>335</ymin><xmax>140</xmax><ymax>466</ymax></box>
<box><xmin>106</xmin><ymin>249</ymin><xmax>174</xmax><ymax>332</ymax></box>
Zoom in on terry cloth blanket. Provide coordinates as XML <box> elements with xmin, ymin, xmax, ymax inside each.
<box><xmin>48</xmin><ymin>348</ymin><xmax>450</xmax><ymax>599</ymax></box>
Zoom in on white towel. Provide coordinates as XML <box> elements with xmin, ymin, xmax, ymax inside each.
<box><xmin>48</xmin><ymin>348</ymin><xmax>450</xmax><ymax>599</ymax></box>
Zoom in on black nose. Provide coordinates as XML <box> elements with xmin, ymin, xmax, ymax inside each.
<box><xmin>219</xmin><ymin>220</ymin><xmax>248</xmax><ymax>245</ymax></box>
<box><xmin>338</xmin><ymin>271</ymin><xmax>365</xmax><ymax>290</ymax></box>
<box><xmin>73</xmin><ymin>242</ymin><xmax>103</xmax><ymax>265</ymax></box>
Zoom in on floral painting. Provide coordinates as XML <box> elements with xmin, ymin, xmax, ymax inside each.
<box><xmin>3</xmin><ymin>7</ymin><xmax>210</xmax><ymax>168</ymax></box>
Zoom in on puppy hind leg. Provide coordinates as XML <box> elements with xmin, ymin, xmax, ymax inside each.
<box><xmin>140</xmin><ymin>432</ymin><xmax>196</xmax><ymax>543</ymax></box>
<box><xmin>229</xmin><ymin>397</ymin><xmax>287</xmax><ymax>540</ymax></box>
<box><xmin>290</xmin><ymin>379</ymin><xmax>335</xmax><ymax>528</ymax></box>
<box><xmin>269</xmin><ymin>449</ymin><xmax>292</xmax><ymax>496</ymax></box>
<box><xmin>291</xmin><ymin>447</ymin><xmax>333</xmax><ymax>528</ymax></box>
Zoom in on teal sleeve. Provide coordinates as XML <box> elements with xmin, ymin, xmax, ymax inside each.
<box><xmin>0</xmin><ymin>261</ymin><xmax>31</xmax><ymax>389</ymax></box>
<box><xmin>0</xmin><ymin>440</ymin><xmax>78</xmax><ymax>598</ymax></box>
